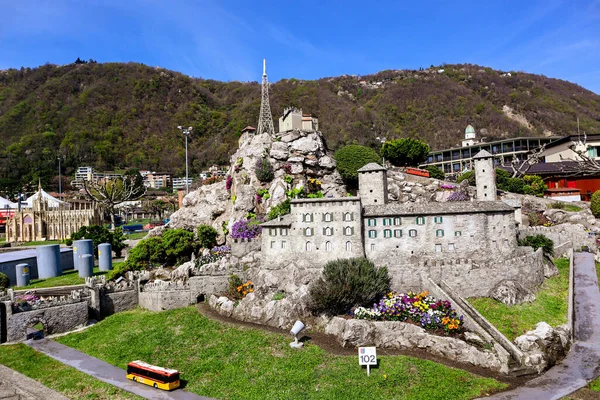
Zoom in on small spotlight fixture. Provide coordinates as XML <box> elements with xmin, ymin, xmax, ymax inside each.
<box><xmin>289</xmin><ymin>320</ymin><xmax>305</xmax><ymax>348</ymax></box>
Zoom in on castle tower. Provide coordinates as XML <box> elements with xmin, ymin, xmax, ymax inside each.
<box><xmin>257</xmin><ymin>59</ymin><xmax>275</xmax><ymax>136</ymax></box>
<box><xmin>473</xmin><ymin>150</ymin><xmax>496</xmax><ymax>201</ymax></box>
<box><xmin>357</xmin><ymin>163</ymin><xmax>388</xmax><ymax>205</ymax></box>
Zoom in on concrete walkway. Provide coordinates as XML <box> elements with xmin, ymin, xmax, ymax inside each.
<box><xmin>483</xmin><ymin>252</ymin><xmax>600</xmax><ymax>399</ymax></box>
<box><xmin>0</xmin><ymin>364</ymin><xmax>68</xmax><ymax>400</ymax></box>
<box><xmin>25</xmin><ymin>339</ymin><xmax>213</xmax><ymax>400</ymax></box>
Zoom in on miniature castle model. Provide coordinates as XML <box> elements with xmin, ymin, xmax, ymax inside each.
<box><xmin>260</xmin><ymin>151</ymin><xmax>539</xmax><ymax>298</ymax></box>
<box><xmin>461</xmin><ymin>124</ymin><xmax>479</xmax><ymax>147</ymax></box>
<box><xmin>5</xmin><ymin>183</ymin><xmax>101</xmax><ymax>242</ymax></box>
<box><xmin>278</xmin><ymin>107</ymin><xmax>319</xmax><ymax>132</ymax></box>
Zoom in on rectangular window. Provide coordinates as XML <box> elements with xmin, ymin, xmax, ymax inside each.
<box><xmin>280</xmin><ymin>228</ymin><xmax>287</xmax><ymax>236</ymax></box>
<box><xmin>270</xmin><ymin>241</ymin><xmax>275</xmax><ymax>249</ymax></box>
<box><xmin>436</xmin><ymin>229</ymin><xmax>444</xmax><ymax>237</ymax></box>
<box><xmin>416</xmin><ymin>217</ymin><xmax>425</xmax><ymax>225</ymax></box>
<box><xmin>368</xmin><ymin>230</ymin><xmax>377</xmax><ymax>239</ymax></box>
<box><xmin>409</xmin><ymin>229</ymin><xmax>417</xmax><ymax>237</ymax></box>
<box><xmin>368</xmin><ymin>218</ymin><xmax>376</xmax><ymax>227</ymax></box>
<box><xmin>435</xmin><ymin>244</ymin><xmax>442</xmax><ymax>252</ymax></box>
<box><xmin>394</xmin><ymin>217</ymin><xmax>401</xmax><ymax>225</ymax></box>
<box><xmin>455</xmin><ymin>231</ymin><xmax>462</xmax><ymax>237</ymax></box>
<box><xmin>448</xmin><ymin>243</ymin><xmax>455</xmax><ymax>251</ymax></box>
<box><xmin>434</xmin><ymin>216</ymin><xmax>443</xmax><ymax>224</ymax></box>
<box><xmin>370</xmin><ymin>243</ymin><xmax>375</xmax><ymax>252</ymax></box>
<box><xmin>383</xmin><ymin>218</ymin><xmax>393</xmax><ymax>226</ymax></box>
<box><xmin>394</xmin><ymin>229</ymin><xmax>402</xmax><ymax>238</ymax></box>
<box><xmin>384</xmin><ymin>229</ymin><xmax>392</xmax><ymax>238</ymax></box>
<box><xmin>281</xmin><ymin>241</ymin><xmax>287</xmax><ymax>249</ymax></box>
<box><xmin>270</xmin><ymin>229</ymin><xmax>277</xmax><ymax>236</ymax></box>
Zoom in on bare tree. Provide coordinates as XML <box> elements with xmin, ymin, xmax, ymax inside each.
<box><xmin>562</xmin><ymin>144</ymin><xmax>600</xmax><ymax>176</ymax></box>
<box><xmin>83</xmin><ymin>170</ymin><xmax>146</xmax><ymax>229</ymax></box>
<box><xmin>506</xmin><ymin>144</ymin><xmax>548</xmax><ymax>178</ymax></box>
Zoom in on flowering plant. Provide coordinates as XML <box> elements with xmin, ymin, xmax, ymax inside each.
<box><xmin>225</xmin><ymin>176</ymin><xmax>233</xmax><ymax>191</ymax></box>
<box><xmin>282</xmin><ymin>163</ymin><xmax>292</xmax><ymax>174</ymax></box>
<box><xmin>230</xmin><ymin>216</ymin><xmax>264</xmax><ymax>239</ymax></box>
<box><xmin>195</xmin><ymin>245</ymin><xmax>231</xmax><ymax>267</ymax></box>
<box><xmin>353</xmin><ymin>291</ymin><xmax>463</xmax><ymax>333</ymax></box>
<box><xmin>439</xmin><ymin>183</ymin><xmax>454</xmax><ymax>190</ymax></box>
<box><xmin>236</xmin><ymin>281</ymin><xmax>254</xmax><ymax>298</ymax></box>
<box><xmin>447</xmin><ymin>191</ymin><xmax>468</xmax><ymax>201</ymax></box>
<box><xmin>13</xmin><ymin>291</ymin><xmax>40</xmax><ymax>311</ymax></box>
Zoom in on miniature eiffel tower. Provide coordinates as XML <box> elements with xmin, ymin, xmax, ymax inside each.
<box><xmin>257</xmin><ymin>59</ymin><xmax>275</xmax><ymax>136</ymax></box>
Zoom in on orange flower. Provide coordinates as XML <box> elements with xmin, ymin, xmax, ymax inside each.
<box><xmin>442</xmin><ymin>317</ymin><xmax>450</xmax><ymax>325</ymax></box>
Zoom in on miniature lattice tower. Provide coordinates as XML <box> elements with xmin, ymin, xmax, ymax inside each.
<box><xmin>257</xmin><ymin>59</ymin><xmax>275</xmax><ymax>136</ymax></box>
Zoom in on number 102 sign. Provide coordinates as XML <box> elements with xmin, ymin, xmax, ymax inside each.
<box><xmin>358</xmin><ymin>347</ymin><xmax>377</xmax><ymax>376</ymax></box>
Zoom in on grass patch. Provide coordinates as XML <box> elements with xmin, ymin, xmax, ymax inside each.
<box><xmin>547</xmin><ymin>202</ymin><xmax>583</xmax><ymax>212</ymax></box>
<box><xmin>0</xmin><ymin>344</ymin><xmax>141</xmax><ymax>399</ymax></box>
<box><xmin>55</xmin><ymin>307</ymin><xmax>507</xmax><ymax>400</ymax></box>
<box><xmin>469</xmin><ymin>258</ymin><xmax>569</xmax><ymax>341</ymax></box>
<box><xmin>14</xmin><ymin>264</ymin><xmax>122</xmax><ymax>290</ymax></box>
<box><xmin>125</xmin><ymin>231</ymin><xmax>148</xmax><ymax>240</ymax></box>
<box><xmin>15</xmin><ymin>240</ymin><xmax>63</xmax><ymax>247</ymax></box>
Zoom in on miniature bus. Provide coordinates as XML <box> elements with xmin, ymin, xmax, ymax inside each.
<box><xmin>126</xmin><ymin>360</ymin><xmax>180</xmax><ymax>390</ymax></box>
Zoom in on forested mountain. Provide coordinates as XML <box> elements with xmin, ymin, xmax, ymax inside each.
<box><xmin>1</xmin><ymin>61</ymin><xmax>599</xmax><ymax>194</ymax></box>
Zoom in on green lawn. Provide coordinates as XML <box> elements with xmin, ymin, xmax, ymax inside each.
<box><xmin>0</xmin><ymin>344</ymin><xmax>141</xmax><ymax>399</ymax></box>
<box><xmin>54</xmin><ymin>307</ymin><xmax>507</xmax><ymax>400</ymax></box>
<box><xmin>469</xmin><ymin>258</ymin><xmax>570</xmax><ymax>341</ymax></box>
<box><xmin>14</xmin><ymin>264</ymin><xmax>122</xmax><ymax>290</ymax></box>
<box><xmin>125</xmin><ymin>231</ymin><xmax>148</xmax><ymax>240</ymax></box>
<box><xmin>546</xmin><ymin>203</ymin><xmax>583</xmax><ymax>212</ymax></box>
<box><xmin>15</xmin><ymin>240</ymin><xmax>62</xmax><ymax>247</ymax></box>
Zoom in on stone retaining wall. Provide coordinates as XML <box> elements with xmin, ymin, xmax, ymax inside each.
<box><xmin>3</xmin><ymin>300</ymin><xmax>88</xmax><ymax>342</ymax></box>
<box><xmin>100</xmin><ymin>289</ymin><xmax>138</xmax><ymax>319</ymax></box>
<box><xmin>139</xmin><ymin>290</ymin><xmax>193</xmax><ymax>312</ymax></box>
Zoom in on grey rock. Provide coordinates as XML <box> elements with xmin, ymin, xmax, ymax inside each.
<box><xmin>280</xmin><ymin>131</ymin><xmax>301</xmax><ymax>143</ymax></box>
<box><xmin>490</xmin><ymin>280</ymin><xmax>536</xmax><ymax>305</ymax></box>
<box><xmin>290</xmin><ymin>136</ymin><xmax>320</xmax><ymax>153</ymax></box>
<box><xmin>318</xmin><ymin>156</ymin><xmax>336</xmax><ymax>169</ymax></box>
<box><xmin>269</xmin><ymin>142</ymin><xmax>289</xmax><ymax>160</ymax></box>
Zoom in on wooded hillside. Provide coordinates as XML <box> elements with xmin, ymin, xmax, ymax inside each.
<box><xmin>1</xmin><ymin>61</ymin><xmax>599</xmax><ymax>194</ymax></box>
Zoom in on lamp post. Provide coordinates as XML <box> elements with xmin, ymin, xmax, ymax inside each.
<box><xmin>178</xmin><ymin>126</ymin><xmax>193</xmax><ymax>194</ymax></box>
<box><xmin>376</xmin><ymin>136</ymin><xmax>387</xmax><ymax>167</ymax></box>
<box><xmin>58</xmin><ymin>156</ymin><xmax>64</xmax><ymax>241</ymax></box>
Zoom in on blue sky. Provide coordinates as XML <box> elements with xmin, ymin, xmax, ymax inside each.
<box><xmin>1</xmin><ymin>0</ymin><xmax>599</xmax><ymax>93</ymax></box>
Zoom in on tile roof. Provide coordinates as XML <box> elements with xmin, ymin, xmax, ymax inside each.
<box><xmin>363</xmin><ymin>201</ymin><xmax>514</xmax><ymax>217</ymax></box>
<box><xmin>357</xmin><ymin>163</ymin><xmax>386</xmax><ymax>172</ymax></box>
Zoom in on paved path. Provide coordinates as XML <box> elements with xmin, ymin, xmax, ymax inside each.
<box><xmin>483</xmin><ymin>252</ymin><xmax>600</xmax><ymax>399</ymax></box>
<box><xmin>25</xmin><ymin>339</ymin><xmax>213</xmax><ymax>400</ymax></box>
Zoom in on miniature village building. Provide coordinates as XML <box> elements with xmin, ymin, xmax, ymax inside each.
<box><xmin>278</xmin><ymin>107</ymin><xmax>318</xmax><ymax>132</ymax></box>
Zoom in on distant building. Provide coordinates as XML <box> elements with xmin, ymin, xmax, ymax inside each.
<box><xmin>239</xmin><ymin>126</ymin><xmax>257</xmax><ymax>147</ymax></box>
<box><xmin>461</xmin><ymin>124</ymin><xmax>478</xmax><ymax>147</ymax></box>
<box><xmin>143</xmin><ymin>172</ymin><xmax>172</xmax><ymax>189</ymax></box>
<box><xmin>278</xmin><ymin>107</ymin><xmax>318</xmax><ymax>132</ymax></box>
<box><xmin>6</xmin><ymin>183</ymin><xmax>101</xmax><ymax>242</ymax></box>
<box><xmin>172</xmin><ymin>178</ymin><xmax>193</xmax><ymax>190</ymax></box>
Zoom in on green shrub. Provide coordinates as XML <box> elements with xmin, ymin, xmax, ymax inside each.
<box><xmin>0</xmin><ymin>272</ymin><xmax>9</xmax><ymax>290</ymax></box>
<box><xmin>308</xmin><ymin>257</ymin><xmax>391</xmax><ymax>316</ymax></box>
<box><xmin>457</xmin><ymin>170</ymin><xmax>476</xmax><ymax>185</ymax></box>
<box><xmin>381</xmin><ymin>138</ymin><xmax>429</xmax><ymax>167</ymax></box>
<box><xmin>334</xmin><ymin>144</ymin><xmax>381</xmax><ymax>186</ymax></box>
<box><xmin>267</xmin><ymin>199</ymin><xmax>291</xmax><ymax>221</ymax></box>
<box><xmin>522</xmin><ymin>175</ymin><xmax>547</xmax><ymax>197</ymax></box>
<box><xmin>254</xmin><ymin>157</ymin><xmax>274</xmax><ymax>182</ymax></box>
<box><xmin>591</xmin><ymin>190</ymin><xmax>600</xmax><ymax>218</ymax></box>
<box><xmin>162</xmin><ymin>229</ymin><xmax>197</xmax><ymax>265</ymax></box>
<box><xmin>518</xmin><ymin>234</ymin><xmax>554</xmax><ymax>257</ymax></box>
<box><xmin>197</xmin><ymin>224</ymin><xmax>218</xmax><ymax>249</ymax></box>
<box><xmin>272</xmin><ymin>291</ymin><xmax>286</xmax><ymax>301</ymax></box>
<box><xmin>126</xmin><ymin>236</ymin><xmax>166</xmax><ymax>268</ymax></box>
<box><xmin>426</xmin><ymin>165</ymin><xmax>445</xmax><ymax>180</ymax></box>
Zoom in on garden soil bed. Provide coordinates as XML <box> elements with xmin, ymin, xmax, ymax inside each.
<box><xmin>196</xmin><ymin>302</ymin><xmax>532</xmax><ymax>390</ymax></box>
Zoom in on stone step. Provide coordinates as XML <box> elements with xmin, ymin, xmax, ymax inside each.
<box><xmin>0</xmin><ymin>389</ymin><xmax>17</xmax><ymax>399</ymax></box>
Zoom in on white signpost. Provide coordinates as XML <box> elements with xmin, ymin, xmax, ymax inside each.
<box><xmin>358</xmin><ymin>346</ymin><xmax>377</xmax><ymax>376</ymax></box>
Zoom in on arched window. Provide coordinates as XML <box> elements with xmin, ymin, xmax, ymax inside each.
<box><xmin>344</xmin><ymin>212</ymin><xmax>352</xmax><ymax>222</ymax></box>
<box><xmin>305</xmin><ymin>227</ymin><xmax>313</xmax><ymax>236</ymax></box>
<box><xmin>344</xmin><ymin>226</ymin><xmax>352</xmax><ymax>236</ymax></box>
<box><xmin>304</xmin><ymin>213</ymin><xmax>313</xmax><ymax>222</ymax></box>
<box><xmin>325</xmin><ymin>241</ymin><xmax>332</xmax><ymax>251</ymax></box>
<box><xmin>324</xmin><ymin>227</ymin><xmax>333</xmax><ymax>236</ymax></box>
<box><xmin>306</xmin><ymin>241</ymin><xmax>313</xmax><ymax>251</ymax></box>
<box><xmin>324</xmin><ymin>213</ymin><xmax>332</xmax><ymax>222</ymax></box>
<box><xmin>346</xmin><ymin>241</ymin><xmax>352</xmax><ymax>251</ymax></box>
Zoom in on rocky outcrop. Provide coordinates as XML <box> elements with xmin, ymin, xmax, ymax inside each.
<box><xmin>324</xmin><ymin>316</ymin><xmax>503</xmax><ymax>371</ymax></box>
<box><xmin>168</xmin><ymin>130</ymin><xmax>346</xmax><ymax>233</ymax></box>
<box><xmin>515</xmin><ymin>322</ymin><xmax>570</xmax><ymax>373</ymax></box>
<box><xmin>490</xmin><ymin>280</ymin><xmax>536</xmax><ymax>305</ymax></box>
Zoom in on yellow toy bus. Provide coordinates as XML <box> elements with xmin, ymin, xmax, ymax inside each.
<box><xmin>126</xmin><ymin>360</ymin><xmax>180</xmax><ymax>390</ymax></box>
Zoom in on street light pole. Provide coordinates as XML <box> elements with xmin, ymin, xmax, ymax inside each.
<box><xmin>58</xmin><ymin>156</ymin><xmax>64</xmax><ymax>241</ymax></box>
<box><xmin>178</xmin><ymin>126</ymin><xmax>193</xmax><ymax>194</ymax></box>
<box><xmin>376</xmin><ymin>136</ymin><xmax>387</xmax><ymax>167</ymax></box>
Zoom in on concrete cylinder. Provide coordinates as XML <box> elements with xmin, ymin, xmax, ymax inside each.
<box><xmin>98</xmin><ymin>243</ymin><xmax>113</xmax><ymax>271</ymax></box>
<box><xmin>36</xmin><ymin>244</ymin><xmax>61</xmax><ymax>279</ymax></box>
<box><xmin>79</xmin><ymin>254</ymin><xmax>94</xmax><ymax>278</ymax></box>
<box><xmin>73</xmin><ymin>239</ymin><xmax>93</xmax><ymax>271</ymax></box>
<box><xmin>16</xmin><ymin>263</ymin><xmax>30</xmax><ymax>287</ymax></box>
